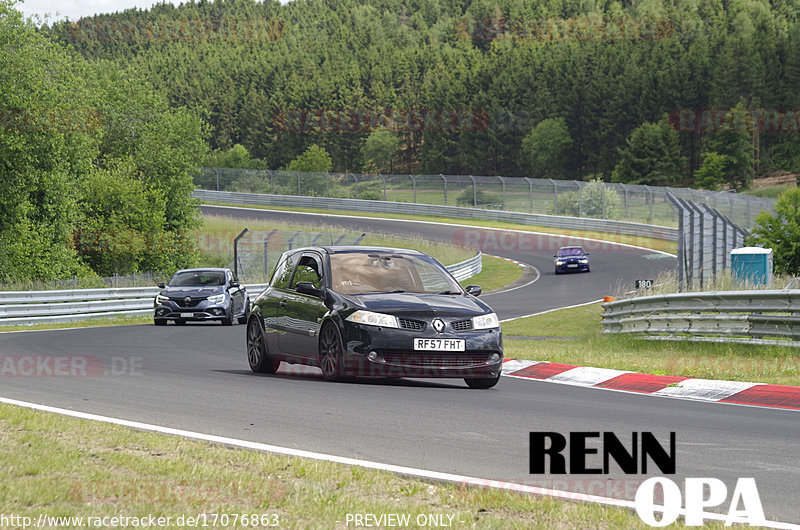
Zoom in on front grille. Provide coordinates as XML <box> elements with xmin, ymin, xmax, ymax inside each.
<box><xmin>451</xmin><ymin>319</ymin><xmax>473</xmax><ymax>332</ymax></box>
<box><xmin>170</xmin><ymin>297</ymin><xmax>203</xmax><ymax>308</ymax></box>
<box><xmin>382</xmin><ymin>353</ymin><xmax>489</xmax><ymax>367</ymax></box>
<box><xmin>398</xmin><ymin>317</ymin><xmax>426</xmax><ymax>331</ymax></box>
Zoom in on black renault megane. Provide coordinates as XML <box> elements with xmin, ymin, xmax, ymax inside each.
<box><xmin>246</xmin><ymin>247</ymin><xmax>503</xmax><ymax>388</ymax></box>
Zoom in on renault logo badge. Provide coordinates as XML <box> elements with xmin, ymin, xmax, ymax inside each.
<box><xmin>432</xmin><ymin>318</ymin><xmax>445</xmax><ymax>333</ymax></box>
<box><xmin>184</xmin><ymin>297</ymin><xmax>191</xmax><ymax>304</ymax></box>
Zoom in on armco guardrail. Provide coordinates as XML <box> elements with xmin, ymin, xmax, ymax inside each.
<box><xmin>0</xmin><ymin>284</ymin><xmax>267</xmax><ymax>326</ymax></box>
<box><xmin>194</xmin><ymin>189</ymin><xmax>679</xmax><ymax>241</ymax></box>
<box><xmin>0</xmin><ymin>253</ymin><xmax>481</xmax><ymax>326</ymax></box>
<box><xmin>446</xmin><ymin>252</ymin><xmax>482</xmax><ymax>282</ymax></box>
<box><xmin>602</xmin><ymin>290</ymin><xmax>800</xmax><ymax>346</ymax></box>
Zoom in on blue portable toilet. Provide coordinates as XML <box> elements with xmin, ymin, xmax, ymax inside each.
<box><xmin>730</xmin><ymin>247</ymin><xmax>773</xmax><ymax>286</ymax></box>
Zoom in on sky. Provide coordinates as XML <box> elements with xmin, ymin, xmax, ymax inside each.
<box><xmin>17</xmin><ymin>0</ymin><xmax>176</xmax><ymax>21</ymax></box>
<box><xmin>16</xmin><ymin>0</ymin><xmax>289</xmax><ymax>22</ymax></box>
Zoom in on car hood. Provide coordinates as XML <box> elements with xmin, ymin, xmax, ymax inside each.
<box><xmin>160</xmin><ymin>286</ymin><xmax>225</xmax><ymax>298</ymax></box>
<box><xmin>344</xmin><ymin>292</ymin><xmax>492</xmax><ymax>318</ymax></box>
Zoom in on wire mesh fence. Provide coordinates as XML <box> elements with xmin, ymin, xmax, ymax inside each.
<box><xmin>232</xmin><ymin>229</ymin><xmax>365</xmax><ymax>283</ymax></box>
<box><xmin>195</xmin><ymin>168</ymin><xmax>776</xmax><ymax>230</ymax></box>
<box><xmin>0</xmin><ymin>271</ymin><xmax>170</xmax><ymax>292</ymax></box>
<box><xmin>667</xmin><ymin>193</ymin><xmax>748</xmax><ymax>291</ymax></box>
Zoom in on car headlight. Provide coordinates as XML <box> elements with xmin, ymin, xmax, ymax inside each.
<box><xmin>156</xmin><ymin>294</ymin><xmax>169</xmax><ymax>304</ymax></box>
<box><xmin>556</xmin><ymin>260</ymin><xmax>564</xmax><ymax>265</ymax></box>
<box><xmin>207</xmin><ymin>293</ymin><xmax>226</xmax><ymax>305</ymax></box>
<box><xmin>472</xmin><ymin>312</ymin><xmax>500</xmax><ymax>330</ymax></box>
<box><xmin>579</xmin><ymin>259</ymin><xmax>588</xmax><ymax>263</ymax></box>
<box><xmin>345</xmin><ymin>310</ymin><xmax>399</xmax><ymax>328</ymax></box>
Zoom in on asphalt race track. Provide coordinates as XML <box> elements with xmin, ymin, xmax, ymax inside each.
<box><xmin>2</xmin><ymin>206</ymin><xmax>799</xmax><ymax>525</ymax></box>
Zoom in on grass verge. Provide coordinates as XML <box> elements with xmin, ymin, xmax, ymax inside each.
<box><xmin>200</xmin><ymin>214</ymin><xmax>475</xmax><ymax>270</ymax></box>
<box><xmin>503</xmin><ymin>303</ymin><xmax>800</xmax><ymax>386</ymax></box>
<box><xmin>0</xmin><ymin>402</ymin><xmax>661</xmax><ymax>529</ymax></box>
<box><xmin>202</xmin><ymin>202</ymin><xmax>677</xmax><ymax>255</ymax></box>
<box><xmin>0</xmin><ymin>315</ymin><xmax>152</xmax><ymax>334</ymax></box>
<box><xmin>466</xmin><ymin>255</ymin><xmax>524</xmax><ymax>292</ymax></box>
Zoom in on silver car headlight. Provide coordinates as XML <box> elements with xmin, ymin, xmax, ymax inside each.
<box><xmin>346</xmin><ymin>310</ymin><xmax>399</xmax><ymax>328</ymax></box>
<box><xmin>579</xmin><ymin>259</ymin><xmax>588</xmax><ymax>263</ymax></box>
<box><xmin>155</xmin><ymin>294</ymin><xmax>169</xmax><ymax>304</ymax></box>
<box><xmin>207</xmin><ymin>293</ymin><xmax>226</xmax><ymax>305</ymax></box>
<box><xmin>472</xmin><ymin>312</ymin><xmax>500</xmax><ymax>330</ymax></box>
<box><xmin>556</xmin><ymin>260</ymin><xmax>564</xmax><ymax>265</ymax></box>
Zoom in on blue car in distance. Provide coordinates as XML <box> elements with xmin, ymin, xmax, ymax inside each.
<box><xmin>554</xmin><ymin>246</ymin><xmax>590</xmax><ymax>274</ymax></box>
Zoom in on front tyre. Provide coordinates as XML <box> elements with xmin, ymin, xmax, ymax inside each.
<box><xmin>464</xmin><ymin>373</ymin><xmax>500</xmax><ymax>389</ymax></box>
<box><xmin>222</xmin><ymin>309</ymin><xmax>233</xmax><ymax>326</ymax></box>
<box><xmin>154</xmin><ymin>318</ymin><xmax>167</xmax><ymax>326</ymax></box>
<box><xmin>247</xmin><ymin>317</ymin><xmax>280</xmax><ymax>373</ymax></box>
<box><xmin>319</xmin><ymin>322</ymin><xmax>344</xmax><ymax>381</ymax></box>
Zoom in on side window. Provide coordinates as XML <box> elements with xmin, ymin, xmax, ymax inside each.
<box><xmin>291</xmin><ymin>255</ymin><xmax>322</xmax><ymax>289</ymax></box>
<box><xmin>271</xmin><ymin>253</ymin><xmax>298</xmax><ymax>289</ymax></box>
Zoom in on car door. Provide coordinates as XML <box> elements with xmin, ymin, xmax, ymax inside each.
<box><xmin>258</xmin><ymin>252</ymin><xmax>299</xmax><ymax>354</ymax></box>
<box><xmin>277</xmin><ymin>252</ymin><xmax>329</xmax><ymax>359</ymax></box>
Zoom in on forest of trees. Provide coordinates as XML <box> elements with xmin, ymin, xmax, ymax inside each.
<box><xmin>1</xmin><ymin>0</ymin><xmax>208</xmax><ymax>282</ymax></box>
<box><xmin>41</xmin><ymin>0</ymin><xmax>800</xmax><ymax>188</ymax></box>
<box><xmin>5</xmin><ymin>0</ymin><xmax>800</xmax><ymax>281</ymax></box>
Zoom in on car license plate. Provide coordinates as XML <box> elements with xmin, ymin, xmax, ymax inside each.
<box><xmin>180</xmin><ymin>313</ymin><xmax>193</xmax><ymax>318</ymax></box>
<box><xmin>414</xmin><ymin>338</ymin><xmax>465</xmax><ymax>351</ymax></box>
<box><xmin>567</xmin><ymin>264</ymin><xmax>578</xmax><ymax>268</ymax></box>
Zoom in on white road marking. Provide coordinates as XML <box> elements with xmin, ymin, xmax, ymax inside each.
<box><xmin>1</xmin><ymin>395</ymin><xmax>795</xmax><ymax>528</ymax></box>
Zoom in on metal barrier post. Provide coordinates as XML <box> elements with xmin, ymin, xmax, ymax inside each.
<box><xmin>524</xmin><ymin>177</ymin><xmax>534</xmax><ymax>212</ymax></box>
<box><xmin>234</xmin><ymin>228</ymin><xmax>249</xmax><ymax>278</ymax></box>
<box><xmin>469</xmin><ymin>175</ymin><xmax>477</xmax><ymax>206</ymax></box>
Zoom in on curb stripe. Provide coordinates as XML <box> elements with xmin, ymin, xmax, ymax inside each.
<box><xmin>512</xmin><ymin>362</ymin><xmax>578</xmax><ymax>379</ymax></box>
<box><xmin>547</xmin><ymin>366</ymin><xmax>631</xmax><ymax>386</ymax></box>
<box><xmin>721</xmin><ymin>384</ymin><xmax>800</xmax><ymax>409</ymax></box>
<box><xmin>597</xmin><ymin>373</ymin><xmax>688</xmax><ymax>393</ymax></box>
<box><xmin>503</xmin><ymin>360</ymin><xmax>800</xmax><ymax>411</ymax></box>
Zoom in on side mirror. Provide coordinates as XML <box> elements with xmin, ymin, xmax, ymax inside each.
<box><xmin>553</xmin><ymin>254</ymin><xmax>558</xmax><ymax>258</ymax></box>
<box><xmin>296</xmin><ymin>281</ymin><xmax>323</xmax><ymax>298</ymax></box>
<box><xmin>465</xmin><ymin>285</ymin><xmax>482</xmax><ymax>297</ymax></box>
<box><xmin>157</xmin><ymin>282</ymin><xmax>165</xmax><ymax>289</ymax></box>
<box><xmin>229</xmin><ymin>280</ymin><xmax>240</xmax><ymax>289</ymax></box>
<box><xmin>585</xmin><ymin>253</ymin><xmax>590</xmax><ymax>256</ymax></box>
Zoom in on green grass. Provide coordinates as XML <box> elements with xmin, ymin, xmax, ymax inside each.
<box><xmin>202</xmin><ymin>202</ymin><xmax>678</xmax><ymax>254</ymax></box>
<box><xmin>503</xmin><ymin>303</ymin><xmax>800</xmax><ymax>386</ymax></box>
<box><xmin>0</xmin><ymin>315</ymin><xmax>152</xmax><ymax>334</ymax></box>
<box><xmin>200</xmin><ymin>214</ymin><xmax>475</xmax><ymax>269</ymax></box>
<box><xmin>464</xmin><ymin>254</ymin><xmax>524</xmax><ymax>292</ymax></box>
<box><xmin>743</xmin><ymin>184</ymin><xmax>796</xmax><ymax>198</ymax></box>
<box><xmin>0</xmin><ymin>402</ymin><xmax>671</xmax><ymax>529</ymax></box>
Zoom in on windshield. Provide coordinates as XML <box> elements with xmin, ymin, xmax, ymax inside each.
<box><xmin>329</xmin><ymin>252</ymin><xmax>461</xmax><ymax>295</ymax></box>
<box><xmin>558</xmin><ymin>248</ymin><xmax>584</xmax><ymax>257</ymax></box>
<box><xmin>168</xmin><ymin>271</ymin><xmax>225</xmax><ymax>287</ymax></box>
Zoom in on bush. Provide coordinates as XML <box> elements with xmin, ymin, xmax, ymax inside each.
<box><xmin>746</xmin><ymin>188</ymin><xmax>800</xmax><ymax>275</ymax></box>
<box><xmin>555</xmin><ymin>179</ymin><xmax>622</xmax><ymax>219</ymax></box>
<box><xmin>456</xmin><ymin>186</ymin><xmax>501</xmax><ymax>207</ymax></box>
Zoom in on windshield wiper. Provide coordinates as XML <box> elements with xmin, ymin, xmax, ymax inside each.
<box><xmin>437</xmin><ymin>290</ymin><xmax>461</xmax><ymax>295</ymax></box>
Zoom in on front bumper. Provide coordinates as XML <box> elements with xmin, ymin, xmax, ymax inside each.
<box><xmin>154</xmin><ymin>300</ymin><xmax>229</xmax><ymax>321</ymax></box>
<box><xmin>340</xmin><ymin>323</ymin><xmax>503</xmax><ymax>378</ymax></box>
<box><xmin>555</xmin><ymin>261</ymin><xmax>589</xmax><ymax>272</ymax></box>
